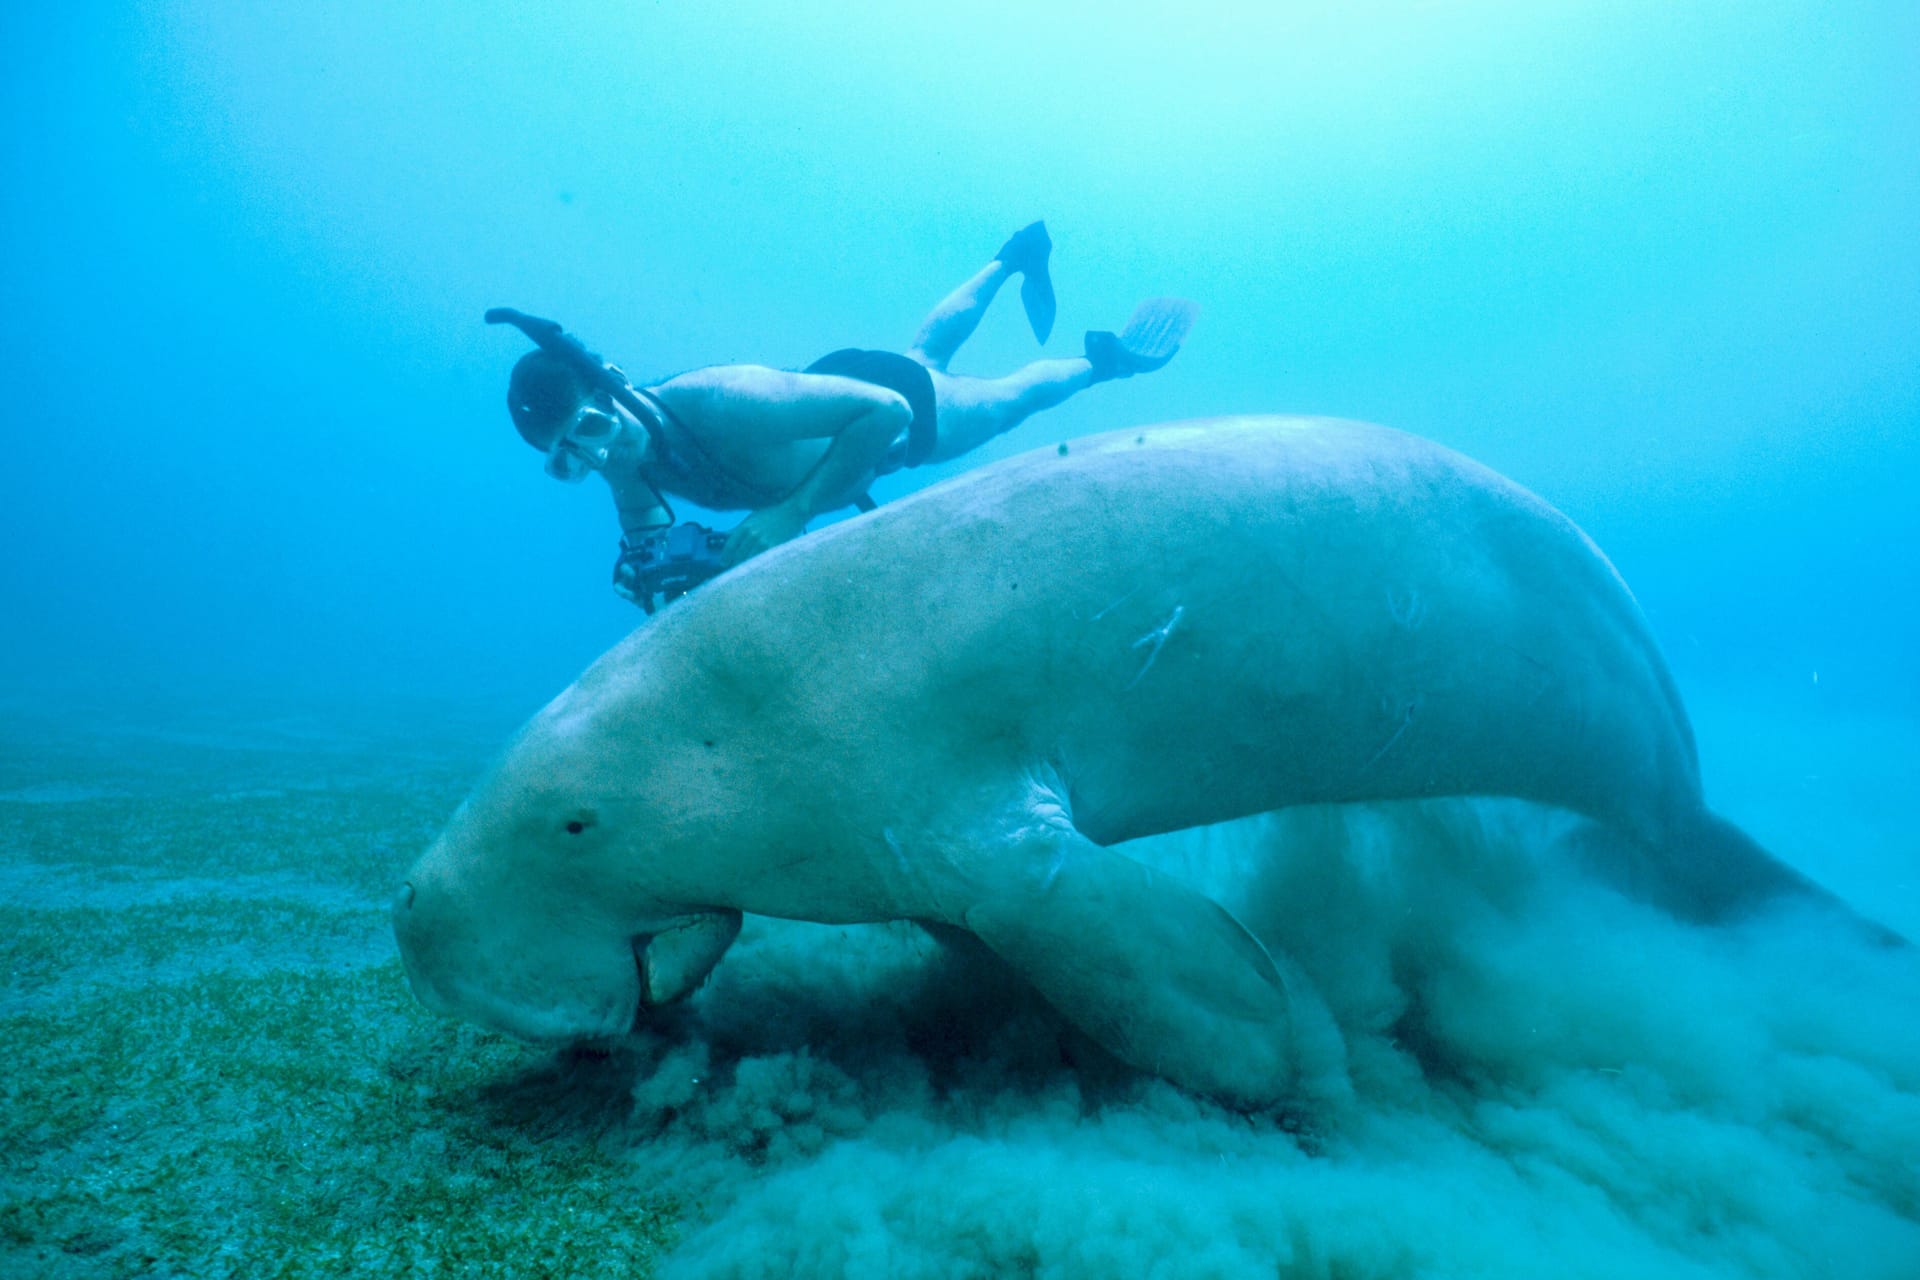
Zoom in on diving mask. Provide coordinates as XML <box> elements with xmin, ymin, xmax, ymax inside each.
<box><xmin>543</xmin><ymin>402</ymin><xmax>623</xmax><ymax>482</ymax></box>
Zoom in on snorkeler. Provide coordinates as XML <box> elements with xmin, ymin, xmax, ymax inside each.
<box><xmin>493</xmin><ymin>221</ymin><xmax>1197</xmax><ymax>609</ymax></box>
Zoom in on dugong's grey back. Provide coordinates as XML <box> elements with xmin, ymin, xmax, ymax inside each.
<box><xmin>664</xmin><ymin>416</ymin><xmax>1702</xmax><ymax>849</ymax></box>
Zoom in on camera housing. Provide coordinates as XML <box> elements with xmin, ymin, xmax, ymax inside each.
<box><xmin>613</xmin><ymin>523</ymin><xmax>732</xmax><ymax>613</ymax></box>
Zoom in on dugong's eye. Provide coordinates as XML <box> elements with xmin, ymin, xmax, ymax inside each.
<box><xmin>562</xmin><ymin>811</ymin><xmax>597</xmax><ymax>836</ymax></box>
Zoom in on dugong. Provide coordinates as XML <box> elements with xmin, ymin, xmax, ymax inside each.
<box><xmin>394</xmin><ymin>417</ymin><xmax>1870</xmax><ymax>1110</ymax></box>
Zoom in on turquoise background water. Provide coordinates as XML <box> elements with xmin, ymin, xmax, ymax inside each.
<box><xmin>5</xmin><ymin>1</ymin><xmax>1915</xmax><ymax>715</ymax></box>
<box><xmin>5</xmin><ymin>9</ymin><xmax>1919</xmax><ymax>1276</ymax></box>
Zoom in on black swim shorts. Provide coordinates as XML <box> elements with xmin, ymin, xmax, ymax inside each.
<box><xmin>803</xmin><ymin>348</ymin><xmax>938</xmax><ymax>469</ymax></box>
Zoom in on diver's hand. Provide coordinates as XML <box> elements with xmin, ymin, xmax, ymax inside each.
<box><xmin>723</xmin><ymin>501</ymin><xmax>808</xmax><ymax>566</ymax></box>
<box><xmin>611</xmin><ymin>549</ymin><xmax>643</xmax><ymax>604</ymax></box>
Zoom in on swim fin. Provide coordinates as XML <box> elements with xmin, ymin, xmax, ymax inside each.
<box><xmin>1085</xmin><ymin>297</ymin><xmax>1198</xmax><ymax>381</ymax></box>
<box><xmin>997</xmin><ymin>220</ymin><xmax>1055</xmax><ymax>344</ymax></box>
<box><xmin>1021</xmin><ymin>271</ymin><xmax>1057</xmax><ymax>345</ymax></box>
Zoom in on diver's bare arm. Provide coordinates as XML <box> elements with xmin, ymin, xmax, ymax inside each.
<box><xmin>604</xmin><ymin>474</ymin><xmax>673</xmax><ymax>602</ymax></box>
<box><xmin>662</xmin><ymin>366</ymin><xmax>909</xmax><ymax>491</ymax></box>
<box><xmin>605</xmin><ymin>472</ymin><xmax>670</xmax><ymax>537</ymax></box>
<box><xmin>654</xmin><ymin>366</ymin><xmax>909</xmax><ymax>563</ymax></box>
<box><xmin>776</xmin><ymin>392</ymin><xmax>908</xmax><ymax>517</ymax></box>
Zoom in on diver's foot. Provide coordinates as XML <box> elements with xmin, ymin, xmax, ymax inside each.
<box><xmin>995</xmin><ymin>220</ymin><xmax>1051</xmax><ymax>275</ymax></box>
<box><xmin>996</xmin><ymin>220</ymin><xmax>1056</xmax><ymax>344</ymax></box>
<box><xmin>1086</xmin><ymin>297</ymin><xmax>1199</xmax><ymax>382</ymax></box>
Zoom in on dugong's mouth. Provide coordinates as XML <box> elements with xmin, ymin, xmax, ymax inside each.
<box><xmin>392</xmin><ymin>877</ymin><xmax>653</xmax><ymax>1042</ymax></box>
<box><xmin>395</xmin><ymin>937</ymin><xmax>644</xmax><ymax>1045</ymax></box>
<box><xmin>629</xmin><ymin>935</ymin><xmax>654</xmax><ymax>1032</ymax></box>
<box><xmin>630</xmin><ymin>910</ymin><xmax>743</xmax><ymax>1016</ymax></box>
<box><xmin>402</xmin><ymin>975</ymin><xmax>635</xmax><ymax>1044</ymax></box>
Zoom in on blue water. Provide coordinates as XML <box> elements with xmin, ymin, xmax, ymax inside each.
<box><xmin>5</xmin><ymin>2</ymin><xmax>1914</xmax><ymax>712</ymax></box>
<box><xmin>4</xmin><ymin>4</ymin><xmax>1917</xmax><ymax>1276</ymax></box>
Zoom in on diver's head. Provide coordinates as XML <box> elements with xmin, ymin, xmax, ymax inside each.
<box><xmin>507</xmin><ymin>350</ymin><xmax>625</xmax><ymax>482</ymax></box>
<box><xmin>507</xmin><ymin>350</ymin><xmax>588</xmax><ymax>449</ymax></box>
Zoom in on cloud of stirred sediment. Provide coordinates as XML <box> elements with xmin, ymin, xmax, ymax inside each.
<box><xmin>603</xmin><ymin>802</ymin><xmax>1918</xmax><ymax>1279</ymax></box>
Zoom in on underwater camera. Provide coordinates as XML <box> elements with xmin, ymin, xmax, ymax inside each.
<box><xmin>614</xmin><ymin>523</ymin><xmax>731</xmax><ymax>613</ymax></box>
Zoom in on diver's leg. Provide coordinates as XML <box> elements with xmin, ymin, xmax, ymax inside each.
<box><xmin>925</xmin><ymin>360</ymin><xmax>1095</xmax><ymax>462</ymax></box>
<box><xmin>907</xmin><ymin>221</ymin><xmax>1055</xmax><ymax>369</ymax></box>
<box><xmin>959</xmin><ymin>828</ymin><xmax>1348</xmax><ymax>1111</ymax></box>
<box><xmin>906</xmin><ymin>263</ymin><xmax>1013</xmax><ymax>371</ymax></box>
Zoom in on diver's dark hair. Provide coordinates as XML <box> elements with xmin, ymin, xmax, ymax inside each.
<box><xmin>506</xmin><ymin>349</ymin><xmax>593</xmax><ymax>450</ymax></box>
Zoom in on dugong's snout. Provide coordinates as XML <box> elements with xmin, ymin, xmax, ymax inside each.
<box><xmin>390</xmin><ymin>870</ymin><xmax>645</xmax><ymax>1044</ymax></box>
<box><xmin>389</xmin><ymin>879</ymin><xmax>460</xmax><ymax>1020</ymax></box>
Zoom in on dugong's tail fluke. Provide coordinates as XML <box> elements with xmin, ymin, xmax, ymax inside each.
<box><xmin>1687</xmin><ymin>811</ymin><xmax>1909</xmax><ymax>948</ymax></box>
<box><xmin>1574</xmin><ymin>810</ymin><xmax>1907</xmax><ymax>948</ymax></box>
<box><xmin>1668</xmin><ymin>810</ymin><xmax>1836</xmax><ymax>917</ymax></box>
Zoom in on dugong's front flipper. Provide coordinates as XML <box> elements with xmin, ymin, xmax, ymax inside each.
<box><xmin>641</xmin><ymin>910</ymin><xmax>743</xmax><ymax>1006</ymax></box>
<box><xmin>961</xmin><ymin>830</ymin><xmax>1349</xmax><ymax>1111</ymax></box>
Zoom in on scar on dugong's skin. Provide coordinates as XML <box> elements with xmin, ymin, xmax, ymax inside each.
<box><xmin>393</xmin><ymin>416</ymin><xmax>1897</xmax><ymax>1111</ymax></box>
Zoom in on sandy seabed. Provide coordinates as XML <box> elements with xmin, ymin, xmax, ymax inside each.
<box><xmin>2</xmin><ymin>688</ymin><xmax>1914</xmax><ymax>1279</ymax></box>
